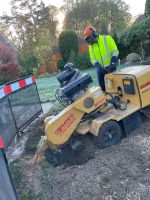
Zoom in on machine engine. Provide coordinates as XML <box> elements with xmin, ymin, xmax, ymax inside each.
<box><xmin>55</xmin><ymin>63</ymin><xmax>93</xmax><ymax>105</ymax></box>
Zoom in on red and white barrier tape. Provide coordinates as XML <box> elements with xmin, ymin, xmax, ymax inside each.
<box><xmin>0</xmin><ymin>136</ymin><xmax>4</xmax><ymax>149</ymax></box>
<box><xmin>0</xmin><ymin>76</ymin><xmax>36</xmax><ymax>99</ymax></box>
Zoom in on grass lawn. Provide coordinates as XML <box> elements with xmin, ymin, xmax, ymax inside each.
<box><xmin>36</xmin><ymin>65</ymin><xmax>126</xmax><ymax>109</ymax></box>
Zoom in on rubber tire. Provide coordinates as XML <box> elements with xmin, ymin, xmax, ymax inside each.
<box><xmin>93</xmin><ymin>120</ymin><xmax>122</xmax><ymax>149</ymax></box>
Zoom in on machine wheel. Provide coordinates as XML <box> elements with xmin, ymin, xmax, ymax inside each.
<box><xmin>94</xmin><ymin>120</ymin><xmax>122</xmax><ymax>149</ymax></box>
<box><xmin>44</xmin><ymin>148</ymin><xmax>64</xmax><ymax>167</ymax></box>
<box><xmin>141</xmin><ymin>106</ymin><xmax>150</xmax><ymax>120</ymax></box>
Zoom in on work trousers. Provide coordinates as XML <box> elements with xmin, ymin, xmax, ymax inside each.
<box><xmin>96</xmin><ymin>65</ymin><xmax>116</xmax><ymax>91</ymax></box>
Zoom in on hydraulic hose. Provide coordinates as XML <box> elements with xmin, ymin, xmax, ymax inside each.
<box><xmin>104</xmin><ymin>91</ymin><xmax>129</xmax><ymax>110</ymax></box>
<box><xmin>104</xmin><ymin>91</ymin><xmax>119</xmax><ymax>109</ymax></box>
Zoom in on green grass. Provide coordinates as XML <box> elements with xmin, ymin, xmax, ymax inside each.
<box><xmin>36</xmin><ymin>75</ymin><xmax>60</xmax><ymax>102</ymax></box>
<box><xmin>9</xmin><ymin>160</ymin><xmax>22</xmax><ymax>188</ymax></box>
<box><xmin>36</xmin><ymin>66</ymin><xmax>126</xmax><ymax>109</ymax></box>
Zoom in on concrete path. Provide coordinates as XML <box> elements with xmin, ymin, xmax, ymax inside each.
<box><xmin>41</xmin><ymin>102</ymin><xmax>53</xmax><ymax>115</ymax></box>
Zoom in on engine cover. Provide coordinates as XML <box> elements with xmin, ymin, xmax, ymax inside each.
<box><xmin>62</xmin><ymin>74</ymin><xmax>93</xmax><ymax>99</ymax></box>
<box><xmin>56</xmin><ymin>69</ymin><xmax>76</xmax><ymax>84</ymax></box>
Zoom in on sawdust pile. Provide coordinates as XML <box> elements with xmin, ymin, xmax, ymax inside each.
<box><xmin>53</xmin><ymin>121</ymin><xmax>150</xmax><ymax>200</ymax></box>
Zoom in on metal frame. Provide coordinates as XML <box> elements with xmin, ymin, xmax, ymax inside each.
<box><xmin>0</xmin><ymin>76</ymin><xmax>43</xmax><ymax>148</ymax></box>
<box><xmin>1</xmin><ymin>148</ymin><xmax>20</xmax><ymax>200</ymax></box>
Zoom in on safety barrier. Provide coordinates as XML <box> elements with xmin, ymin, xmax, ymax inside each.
<box><xmin>0</xmin><ymin>136</ymin><xmax>19</xmax><ymax>200</ymax></box>
<box><xmin>0</xmin><ymin>75</ymin><xmax>43</xmax><ymax>148</ymax></box>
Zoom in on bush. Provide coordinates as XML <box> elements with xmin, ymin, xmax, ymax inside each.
<box><xmin>58</xmin><ymin>30</ymin><xmax>79</xmax><ymax>62</ymax></box>
<box><xmin>33</xmin><ymin>68</ymin><xmax>39</xmax><ymax>78</ymax></box>
<box><xmin>0</xmin><ymin>61</ymin><xmax>21</xmax><ymax>83</ymax></box>
<box><xmin>20</xmin><ymin>66</ymin><xmax>29</xmax><ymax>78</ymax></box>
<box><xmin>126</xmin><ymin>53</ymin><xmax>141</xmax><ymax>62</ymax></box>
<box><xmin>18</xmin><ymin>51</ymin><xmax>38</xmax><ymax>77</ymax></box>
<box><xmin>34</xmin><ymin>38</ymin><xmax>51</xmax><ymax>67</ymax></box>
<box><xmin>69</xmin><ymin>51</ymin><xmax>93</xmax><ymax>70</ymax></box>
<box><xmin>118</xmin><ymin>17</ymin><xmax>150</xmax><ymax>59</ymax></box>
<box><xmin>0</xmin><ymin>42</ymin><xmax>20</xmax><ymax>85</ymax></box>
<box><xmin>143</xmin><ymin>39</ymin><xmax>150</xmax><ymax>54</ymax></box>
<box><xmin>145</xmin><ymin>0</ymin><xmax>150</xmax><ymax>17</ymax></box>
<box><xmin>57</xmin><ymin>59</ymin><xmax>66</xmax><ymax>71</ymax></box>
<box><xmin>0</xmin><ymin>78</ymin><xmax>7</xmax><ymax>85</ymax></box>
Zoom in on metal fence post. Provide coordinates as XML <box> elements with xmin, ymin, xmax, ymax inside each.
<box><xmin>35</xmin><ymin>82</ymin><xmax>43</xmax><ymax>114</ymax></box>
<box><xmin>7</xmin><ymin>96</ymin><xmax>19</xmax><ymax>135</ymax></box>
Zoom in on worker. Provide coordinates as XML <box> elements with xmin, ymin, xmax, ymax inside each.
<box><xmin>83</xmin><ymin>26</ymin><xmax>119</xmax><ymax>91</ymax></box>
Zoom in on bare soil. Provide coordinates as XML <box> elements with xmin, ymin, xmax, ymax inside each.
<box><xmin>10</xmin><ymin>109</ymin><xmax>150</xmax><ymax>200</ymax></box>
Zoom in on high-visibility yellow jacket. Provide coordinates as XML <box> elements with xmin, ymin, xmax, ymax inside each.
<box><xmin>89</xmin><ymin>35</ymin><xmax>119</xmax><ymax>68</ymax></box>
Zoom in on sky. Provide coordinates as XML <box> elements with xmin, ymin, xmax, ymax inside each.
<box><xmin>0</xmin><ymin>0</ymin><xmax>146</xmax><ymax>17</ymax></box>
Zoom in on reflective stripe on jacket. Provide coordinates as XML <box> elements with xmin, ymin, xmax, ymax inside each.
<box><xmin>89</xmin><ymin>35</ymin><xmax>119</xmax><ymax>68</ymax></box>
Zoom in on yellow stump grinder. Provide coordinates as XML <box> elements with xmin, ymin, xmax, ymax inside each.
<box><xmin>37</xmin><ymin>64</ymin><xmax>150</xmax><ymax>166</ymax></box>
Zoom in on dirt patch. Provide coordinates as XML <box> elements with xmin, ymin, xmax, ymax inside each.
<box><xmin>62</xmin><ymin>134</ymin><xmax>95</xmax><ymax>167</ymax></box>
<box><xmin>10</xmin><ymin>115</ymin><xmax>56</xmax><ymax>200</ymax></box>
<box><xmin>53</xmin><ymin>121</ymin><xmax>150</xmax><ymax>200</ymax></box>
<box><xmin>10</xmin><ymin>109</ymin><xmax>150</xmax><ymax>200</ymax></box>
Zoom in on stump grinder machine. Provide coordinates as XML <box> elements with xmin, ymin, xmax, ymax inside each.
<box><xmin>37</xmin><ymin>63</ymin><xmax>150</xmax><ymax>165</ymax></box>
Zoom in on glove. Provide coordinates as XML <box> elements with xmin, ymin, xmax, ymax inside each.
<box><xmin>94</xmin><ymin>62</ymin><xmax>102</xmax><ymax>71</ymax></box>
<box><xmin>109</xmin><ymin>56</ymin><xmax>118</xmax><ymax>72</ymax></box>
<box><xmin>111</xmin><ymin>56</ymin><xmax>118</xmax><ymax>64</ymax></box>
<box><xmin>109</xmin><ymin>64</ymin><xmax>116</xmax><ymax>72</ymax></box>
